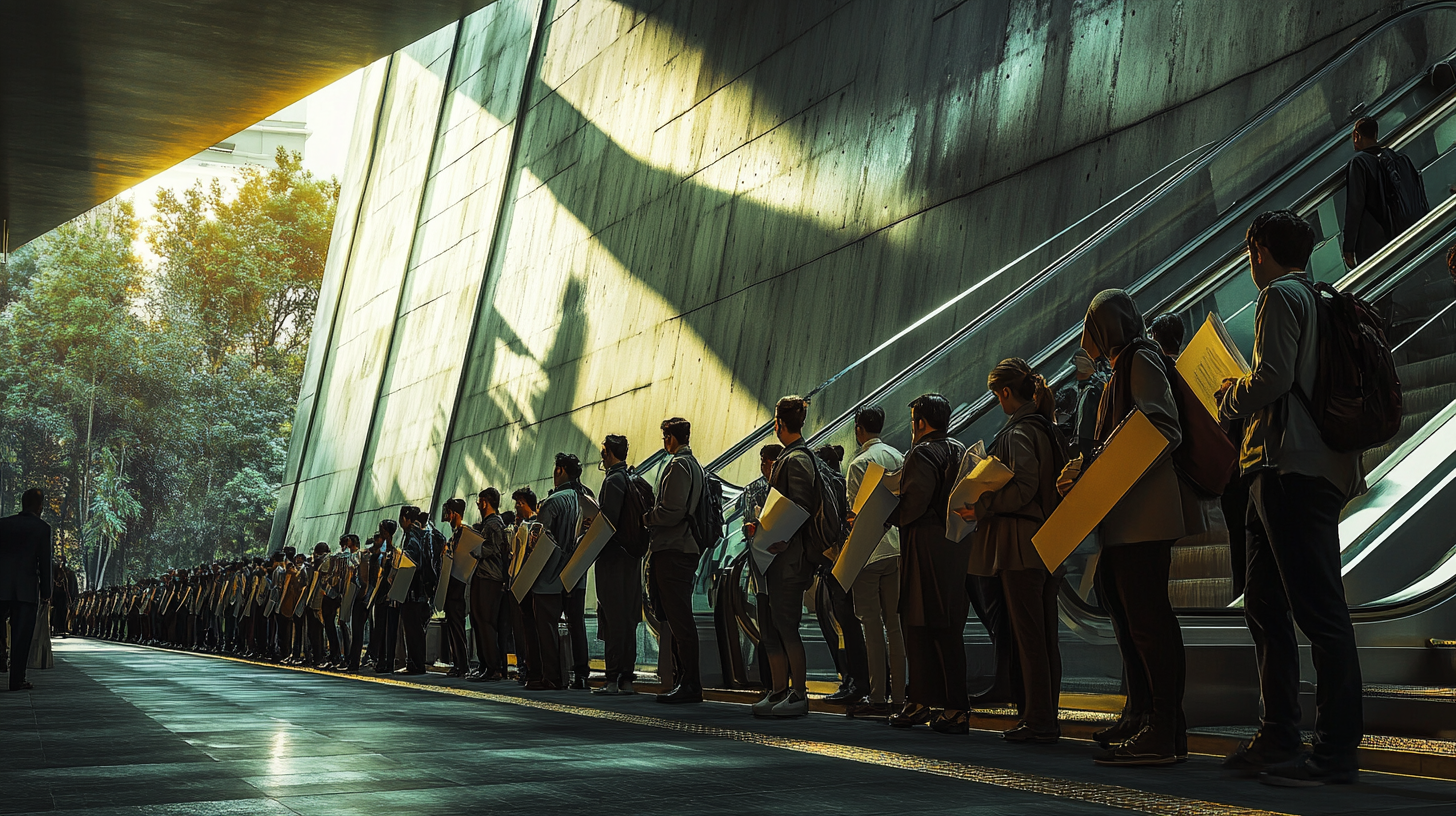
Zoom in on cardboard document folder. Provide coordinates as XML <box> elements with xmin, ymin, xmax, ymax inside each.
<box><xmin>387</xmin><ymin>549</ymin><xmax>418</xmax><ymax>604</ymax></box>
<box><xmin>452</xmin><ymin>527</ymin><xmax>483</xmax><ymax>583</ymax></box>
<box><xmin>945</xmin><ymin>442</ymin><xmax>1015</xmax><ymax>544</ymax></box>
<box><xmin>433</xmin><ymin>540</ymin><xmax>454</xmax><ymax>611</ymax></box>
<box><xmin>511</xmin><ymin>530</ymin><xmax>559</xmax><ymax>603</ymax></box>
<box><xmin>832</xmin><ymin>462</ymin><xmax>900</xmax><ymax>592</ymax></box>
<box><xmin>560</xmin><ymin>512</ymin><xmax>616</xmax><ymax>593</ymax></box>
<box><xmin>1176</xmin><ymin>312</ymin><xmax>1250</xmax><ymax>418</ymax></box>
<box><xmin>1031</xmin><ymin>409</ymin><xmax>1171</xmax><ymax>572</ymax></box>
<box><xmin>749</xmin><ymin>488</ymin><xmax>810</xmax><ymax>574</ymax></box>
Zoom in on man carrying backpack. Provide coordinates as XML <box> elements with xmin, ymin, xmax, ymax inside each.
<box><xmin>1343</xmin><ymin>117</ymin><xmax>1429</xmax><ymax>268</ymax></box>
<box><xmin>1218</xmin><ymin>211</ymin><xmax>1367</xmax><ymax>787</ymax></box>
<box><xmin>645</xmin><ymin>417</ymin><xmax>704</xmax><ymax>704</ymax></box>
<box><xmin>594</xmin><ymin>434</ymin><xmax>647</xmax><ymax>696</ymax></box>
<box><xmin>752</xmin><ymin>396</ymin><xmax>819</xmax><ymax>718</ymax></box>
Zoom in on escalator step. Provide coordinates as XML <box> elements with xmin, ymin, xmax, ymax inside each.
<box><xmin>1169</xmin><ymin>544</ymin><xmax>1232</xmax><ymax>579</ymax></box>
<box><xmin>1168</xmin><ymin>578</ymin><xmax>1235</xmax><ymax>609</ymax></box>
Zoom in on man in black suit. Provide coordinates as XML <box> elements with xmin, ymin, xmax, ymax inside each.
<box><xmin>1</xmin><ymin>489</ymin><xmax>53</xmax><ymax>691</ymax></box>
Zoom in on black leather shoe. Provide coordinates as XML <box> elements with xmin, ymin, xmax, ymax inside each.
<box><xmin>845</xmin><ymin>700</ymin><xmax>893</xmax><ymax>719</ymax></box>
<box><xmin>1223</xmin><ymin>733</ymin><xmax>1302</xmax><ymax>776</ymax></box>
<box><xmin>1260</xmin><ymin>754</ymin><xmax>1359</xmax><ymax>787</ymax></box>
<box><xmin>1093</xmin><ymin>726</ymin><xmax>1178</xmax><ymax>766</ymax></box>
<box><xmin>656</xmin><ymin>685</ymin><xmax>703</xmax><ymax>704</ymax></box>
<box><xmin>1002</xmin><ymin>723</ymin><xmax>1061</xmax><ymax>744</ymax></box>
<box><xmin>888</xmin><ymin>703</ymin><xmax>932</xmax><ymax>728</ymax></box>
<box><xmin>1094</xmin><ymin>715</ymin><xmax>1148</xmax><ymax>747</ymax></box>
<box><xmin>374</xmin><ymin>664</ymin><xmax>395</xmax><ymax>674</ymax></box>
<box><xmin>569</xmin><ymin>675</ymin><xmax>588</xmax><ymax>690</ymax></box>
<box><xmin>930</xmin><ymin>709</ymin><xmax>970</xmax><ymax>734</ymax></box>
<box><xmin>9</xmin><ymin>681</ymin><xmax>34</xmax><ymax>691</ymax></box>
<box><xmin>445</xmin><ymin>668</ymin><xmax>467</xmax><ymax>678</ymax></box>
<box><xmin>825</xmin><ymin>685</ymin><xmax>865</xmax><ymax>704</ymax></box>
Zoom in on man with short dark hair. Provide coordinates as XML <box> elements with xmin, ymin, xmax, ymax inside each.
<box><xmin>510</xmin><ymin>488</ymin><xmax>539</xmax><ymax>684</ymax></box>
<box><xmin>845</xmin><ymin>405</ymin><xmax>906</xmax><ymax>717</ymax></box>
<box><xmin>440</xmin><ymin>498</ymin><xmax>471</xmax><ymax>677</ymax></box>
<box><xmin>594</xmin><ymin>434</ymin><xmax>643</xmax><ymax>695</ymax></box>
<box><xmin>0</xmin><ymin>489</ymin><xmax>53</xmax><ymax>691</ymax></box>
<box><xmin>521</xmin><ymin>460</ymin><xmax>582</xmax><ymax>690</ymax></box>
<box><xmin>1343</xmin><ymin>117</ymin><xmax>1427</xmax><ymax>267</ymax></box>
<box><xmin>645</xmin><ymin>416</ymin><xmax>704</xmax><ymax>704</ymax></box>
<box><xmin>1218</xmin><ymin>210</ymin><xmax>1365</xmax><ymax>786</ymax></box>
<box><xmin>1148</xmin><ymin>314</ymin><xmax>1185</xmax><ymax>358</ymax></box>
<box><xmin>888</xmin><ymin>394</ymin><xmax>971</xmax><ymax>733</ymax></box>
<box><xmin>550</xmin><ymin>453</ymin><xmax>596</xmax><ymax>689</ymax></box>
<box><xmin>468</xmin><ymin>488</ymin><xmax>509</xmax><ymax>682</ymax></box>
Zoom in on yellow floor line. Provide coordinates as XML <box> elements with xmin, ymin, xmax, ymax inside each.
<box><xmin>74</xmin><ymin>641</ymin><xmax>1291</xmax><ymax>816</ymax></box>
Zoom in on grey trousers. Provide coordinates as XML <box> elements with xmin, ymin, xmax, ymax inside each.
<box><xmin>852</xmin><ymin>556</ymin><xmax>906</xmax><ymax>705</ymax></box>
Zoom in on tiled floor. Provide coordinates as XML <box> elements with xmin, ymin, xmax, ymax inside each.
<box><xmin>3</xmin><ymin>639</ymin><xmax>1455</xmax><ymax>816</ymax></box>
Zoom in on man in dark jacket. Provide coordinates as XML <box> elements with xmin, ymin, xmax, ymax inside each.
<box><xmin>521</xmin><ymin>456</ymin><xmax>585</xmax><ymax>690</ymax></box>
<box><xmin>1343</xmin><ymin>117</ymin><xmax>1427</xmax><ymax>267</ymax></box>
<box><xmin>645</xmin><ymin>417</ymin><xmax>704</xmax><ymax>704</ymax></box>
<box><xmin>0</xmin><ymin>489</ymin><xmax>53</xmax><ymax>691</ymax></box>
<box><xmin>439</xmin><ymin>498</ymin><xmax>472</xmax><ymax>678</ymax></box>
<box><xmin>467</xmin><ymin>488</ymin><xmax>509</xmax><ymax>682</ymax></box>
<box><xmin>594</xmin><ymin>434</ymin><xmax>643</xmax><ymax>695</ymax></box>
<box><xmin>886</xmin><ymin>394</ymin><xmax>970</xmax><ymax>733</ymax></box>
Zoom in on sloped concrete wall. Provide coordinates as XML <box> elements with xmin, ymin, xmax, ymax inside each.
<box><xmin>276</xmin><ymin>0</ymin><xmax>1404</xmax><ymax>547</ymax></box>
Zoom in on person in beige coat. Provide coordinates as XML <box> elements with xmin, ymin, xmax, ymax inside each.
<box><xmin>1068</xmin><ymin>289</ymin><xmax>1205</xmax><ymax>767</ymax></box>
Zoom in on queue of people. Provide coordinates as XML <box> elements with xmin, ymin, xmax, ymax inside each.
<box><xmin>40</xmin><ymin>207</ymin><xmax>1371</xmax><ymax>789</ymax></box>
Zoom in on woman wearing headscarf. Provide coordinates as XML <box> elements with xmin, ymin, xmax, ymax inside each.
<box><xmin>1067</xmin><ymin>289</ymin><xmax>1203</xmax><ymax>766</ymax></box>
<box><xmin>956</xmin><ymin>359</ymin><xmax>1066</xmax><ymax>744</ymax></box>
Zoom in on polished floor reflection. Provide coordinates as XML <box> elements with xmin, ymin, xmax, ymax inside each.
<box><xmin>3</xmin><ymin>639</ymin><xmax>1455</xmax><ymax>816</ymax></box>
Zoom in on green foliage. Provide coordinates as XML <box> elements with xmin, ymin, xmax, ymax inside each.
<box><xmin>0</xmin><ymin>150</ymin><xmax>337</xmax><ymax>586</ymax></box>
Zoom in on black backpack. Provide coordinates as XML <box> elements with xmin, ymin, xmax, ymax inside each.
<box><xmin>1292</xmin><ymin>278</ymin><xmax>1403</xmax><ymax>453</ymax></box>
<box><xmin>681</xmin><ymin>455</ymin><xmax>725</xmax><ymax>554</ymax></box>
<box><xmin>1375</xmin><ymin>147</ymin><xmax>1429</xmax><ymax>235</ymax></box>
<box><xmin>781</xmin><ymin>446</ymin><xmax>850</xmax><ymax>570</ymax></box>
<box><xmin>613</xmin><ymin>468</ymin><xmax>655</xmax><ymax>558</ymax></box>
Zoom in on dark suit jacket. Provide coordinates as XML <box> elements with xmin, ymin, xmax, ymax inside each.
<box><xmin>0</xmin><ymin>512</ymin><xmax>53</xmax><ymax>604</ymax></box>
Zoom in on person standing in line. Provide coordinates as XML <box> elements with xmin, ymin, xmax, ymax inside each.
<box><xmin>440</xmin><ymin>498</ymin><xmax>472</xmax><ymax>678</ymax></box>
<box><xmin>1148</xmin><ymin>314</ymin><xmax>1185</xmax><ymax>359</ymax></box>
<box><xmin>886</xmin><ymin>394</ymin><xmax>970</xmax><ymax>734</ymax></box>
<box><xmin>959</xmin><ymin>360</ymin><xmax>1066</xmax><ymax>744</ymax></box>
<box><xmin>1068</xmin><ymin>349</ymin><xmax>1106</xmax><ymax>459</ymax></box>
<box><xmin>510</xmin><ymin>489</ymin><xmax>539</xmax><ymax>685</ymax></box>
<box><xmin>1343</xmin><ymin>117</ymin><xmax>1428</xmax><ymax>268</ymax></box>
<box><xmin>392</xmin><ymin>506</ymin><xmax>433</xmax><ymax>676</ymax></box>
<box><xmin>644</xmin><ymin>416</ymin><xmax>705</xmax><ymax>705</ymax></box>
<box><xmin>318</xmin><ymin>539</ymin><xmax>347</xmax><ymax>669</ymax></box>
<box><xmin>1219</xmin><ymin>211</ymin><xmax>1366</xmax><ymax>787</ymax></box>
<box><xmin>740</xmin><ymin>444</ymin><xmax>782</xmax><ymax>692</ymax></box>
<box><xmin>467</xmin><ymin>489</ymin><xmax>509</xmax><ymax>682</ymax></box>
<box><xmin>593</xmin><ymin>434</ymin><xmax>644</xmax><ymax>696</ymax></box>
<box><xmin>1071</xmin><ymin>288</ymin><xmax>1202</xmax><ymax>766</ymax></box>
<box><xmin>0</xmin><ymin>489</ymin><xmax>53</xmax><ymax>692</ymax></box>
<box><xmin>370</xmin><ymin>520</ymin><xmax>400</xmax><ymax>672</ymax></box>
<box><xmin>844</xmin><ymin>406</ymin><xmax>906</xmax><ymax>719</ymax></box>
<box><xmin>749</xmin><ymin>398</ymin><xmax>819</xmax><ymax>719</ymax></box>
<box><xmin>50</xmin><ymin>558</ymin><xmax>75</xmax><ymax>638</ymax></box>
<box><xmin>815</xmin><ymin>443</ymin><xmax>870</xmax><ymax>707</ymax></box>
<box><xmin>552</xmin><ymin>454</ymin><xmax>595</xmax><ymax>689</ymax></box>
<box><xmin>522</xmin><ymin>458</ymin><xmax>583</xmax><ymax>691</ymax></box>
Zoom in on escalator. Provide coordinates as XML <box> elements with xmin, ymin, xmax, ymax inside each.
<box><xmin>635</xmin><ymin>3</ymin><xmax>1456</xmax><ymax>720</ymax></box>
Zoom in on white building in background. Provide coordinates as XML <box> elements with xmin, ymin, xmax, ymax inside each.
<box><xmin>192</xmin><ymin>99</ymin><xmax>311</xmax><ymax>170</ymax></box>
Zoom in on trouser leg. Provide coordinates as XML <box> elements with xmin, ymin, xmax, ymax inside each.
<box><xmin>443</xmin><ymin>579</ymin><xmax>469</xmax><ymax>669</ymax></box>
<box><xmin>652</xmin><ymin>550</ymin><xmax>700</xmax><ymax>689</ymax></box>
<box><xmin>470</xmin><ymin>579</ymin><xmax>503</xmax><ymax>674</ymax></box>
<box><xmin>1095</xmin><ymin>548</ymin><xmax>1151</xmax><ymax>719</ymax></box>
<box><xmin>401</xmin><ymin>601</ymin><xmax>428</xmax><ymax>671</ymax></box>
<box><xmin>564</xmin><ymin>586</ymin><xmax>588</xmax><ymax>678</ymax></box>
<box><xmin>1001</xmin><ymin>567</ymin><xmax>1063</xmax><ymax>731</ymax></box>
<box><xmin>880</xmin><ymin>561</ymin><xmax>907</xmax><ymax>705</ymax></box>
<box><xmin>322</xmin><ymin>599</ymin><xmax>341</xmax><ymax>660</ymax></box>
<box><xmin>595</xmin><ymin>550</ymin><xmax>641</xmax><ymax>683</ymax></box>
<box><xmin>853</xmin><ymin>560</ymin><xmax>890</xmax><ymax>704</ymax></box>
<box><xmin>827</xmin><ymin>576</ymin><xmax>868</xmax><ymax>693</ymax></box>
<box><xmin>1102</xmin><ymin>541</ymin><xmax>1184</xmax><ymax>735</ymax></box>
<box><xmin>967</xmin><ymin>573</ymin><xmax>1019</xmax><ymax>705</ymax></box>
<box><xmin>1251</xmin><ymin>472</ymin><xmax>1363</xmax><ymax>763</ymax></box>
<box><xmin>530</xmin><ymin>591</ymin><xmax>564</xmax><ymax>686</ymax></box>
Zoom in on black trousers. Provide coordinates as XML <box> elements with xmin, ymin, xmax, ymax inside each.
<box><xmin>967</xmin><ymin>574</ymin><xmax>1021</xmax><ymax>705</ymax></box>
<box><xmin>306</xmin><ymin>609</ymin><xmax>324</xmax><ymax>663</ymax></box>
<box><xmin>1222</xmin><ymin>473</ymin><xmax>1252</xmax><ymax>597</ymax></box>
<box><xmin>904</xmin><ymin>624</ymin><xmax>968</xmax><ymax>709</ymax></box>
<box><xmin>595</xmin><ymin>548</ymin><xmax>641</xmax><ymax>683</ymax></box>
<box><xmin>379</xmin><ymin>605</ymin><xmax>401</xmax><ymax>670</ymax></box>
<box><xmin>399</xmin><ymin>600</ymin><xmax>428</xmax><ymax>672</ymax></box>
<box><xmin>51</xmin><ymin>595</ymin><xmax>69</xmax><ymax>635</ymax></box>
<box><xmin>564</xmin><ymin>586</ymin><xmax>588</xmax><ymax>677</ymax></box>
<box><xmin>1246</xmin><ymin>472</ymin><xmax>1363</xmax><ymax>764</ymax></box>
<box><xmin>321</xmin><ymin>597</ymin><xmax>342</xmax><ymax>661</ymax></box>
<box><xmin>1097</xmin><ymin>540</ymin><xmax>1185</xmax><ymax>735</ymax></box>
<box><xmin>526</xmin><ymin>591</ymin><xmax>565</xmax><ymax>686</ymax></box>
<box><xmin>369</xmin><ymin>602</ymin><xmax>390</xmax><ymax>667</ymax></box>
<box><xmin>442</xmin><ymin>578</ymin><xmax>469</xmax><ymax>669</ymax></box>
<box><xmin>0</xmin><ymin>601</ymin><xmax>38</xmax><ymax>689</ymax></box>
<box><xmin>469</xmin><ymin>576</ymin><xmax>504</xmax><ymax>674</ymax></box>
<box><xmin>347</xmin><ymin>599</ymin><xmax>369</xmax><ymax>670</ymax></box>
<box><xmin>273</xmin><ymin>614</ymin><xmax>292</xmax><ymax>660</ymax></box>
<box><xmin>1001</xmin><ymin>567</ymin><xmax>1063</xmax><ymax>730</ymax></box>
<box><xmin>825</xmin><ymin>574</ymin><xmax>869</xmax><ymax>692</ymax></box>
<box><xmin>510</xmin><ymin>594</ymin><xmax>531</xmax><ymax>678</ymax></box>
<box><xmin>649</xmin><ymin>550</ymin><xmax>700</xmax><ymax>689</ymax></box>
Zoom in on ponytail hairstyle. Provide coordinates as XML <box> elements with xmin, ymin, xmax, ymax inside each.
<box><xmin>987</xmin><ymin>358</ymin><xmax>1055</xmax><ymax>421</ymax></box>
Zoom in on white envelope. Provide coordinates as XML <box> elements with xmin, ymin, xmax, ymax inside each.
<box><xmin>834</xmin><ymin>462</ymin><xmax>900</xmax><ymax>591</ymax></box>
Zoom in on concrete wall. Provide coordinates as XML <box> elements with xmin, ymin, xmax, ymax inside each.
<box><xmin>274</xmin><ymin>0</ymin><xmax>1407</xmax><ymax>547</ymax></box>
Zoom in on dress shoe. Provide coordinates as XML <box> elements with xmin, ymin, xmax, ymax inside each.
<box><xmin>825</xmin><ymin>685</ymin><xmax>865</xmax><ymax>705</ymax></box>
<box><xmin>616</xmin><ymin>680</ymin><xmax>635</xmax><ymax>695</ymax></box>
<box><xmin>398</xmin><ymin>666</ymin><xmax>427</xmax><ymax>676</ymax></box>
<box><xmin>484</xmin><ymin>671</ymin><xmax>504</xmax><ymax>682</ymax></box>
<box><xmin>772</xmin><ymin>690</ymin><xmax>809</xmax><ymax>718</ymax></box>
<box><xmin>1001</xmin><ymin>722</ymin><xmax>1061</xmax><ymax>744</ymax></box>
<box><xmin>374</xmin><ymin>664</ymin><xmax>395</xmax><ymax>674</ymax></box>
<box><xmin>845</xmin><ymin>700</ymin><xmax>893</xmax><ymax>719</ymax></box>
<box><xmin>466</xmin><ymin>671</ymin><xmax>489</xmax><ymax>683</ymax></box>
<box><xmin>656</xmin><ymin>685</ymin><xmax>703</xmax><ymax>704</ymax></box>
<box><xmin>930</xmin><ymin>709</ymin><xmax>970</xmax><ymax>735</ymax></box>
<box><xmin>1260</xmin><ymin>754</ymin><xmax>1359</xmax><ymax>787</ymax></box>
<box><xmin>592</xmin><ymin>680</ymin><xmax>620</xmax><ymax>695</ymax></box>
<box><xmin>1222</xmin><ymin>733</ymin><xmax>1302</xmax><ymax>776</ymax></box>
<box><xmin>752</xmin><ymin>690</ymin><xmax>788</xmax><ymax>717</ymax></box>
<box><xmin>1093</xmin><ymin>714</ymin><xmax>1149</xmax><ymax>747</ymax></box>
<box><xmin>888</xmin><ymin>703</ymin><xmax>932</xmax><ymax>728</ymax></box>
<box><xmin>445</xmin><ymin>668</ymin><xmax>467</xmax><ymax>678</ymax></box>
<box><xmin>1093</xmin><ymin>726</ymin><xmax>1178</xmax><ymax>766</ymax></box>
<box><xmin>9</xmin><ymin>681</ymin><xmax>34</xmax><ymax>691</ymax></box>
<box><xmin>569</xmin><ymin>675</ymin><xmax>588</xmax><ymax>690</ymax></box>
